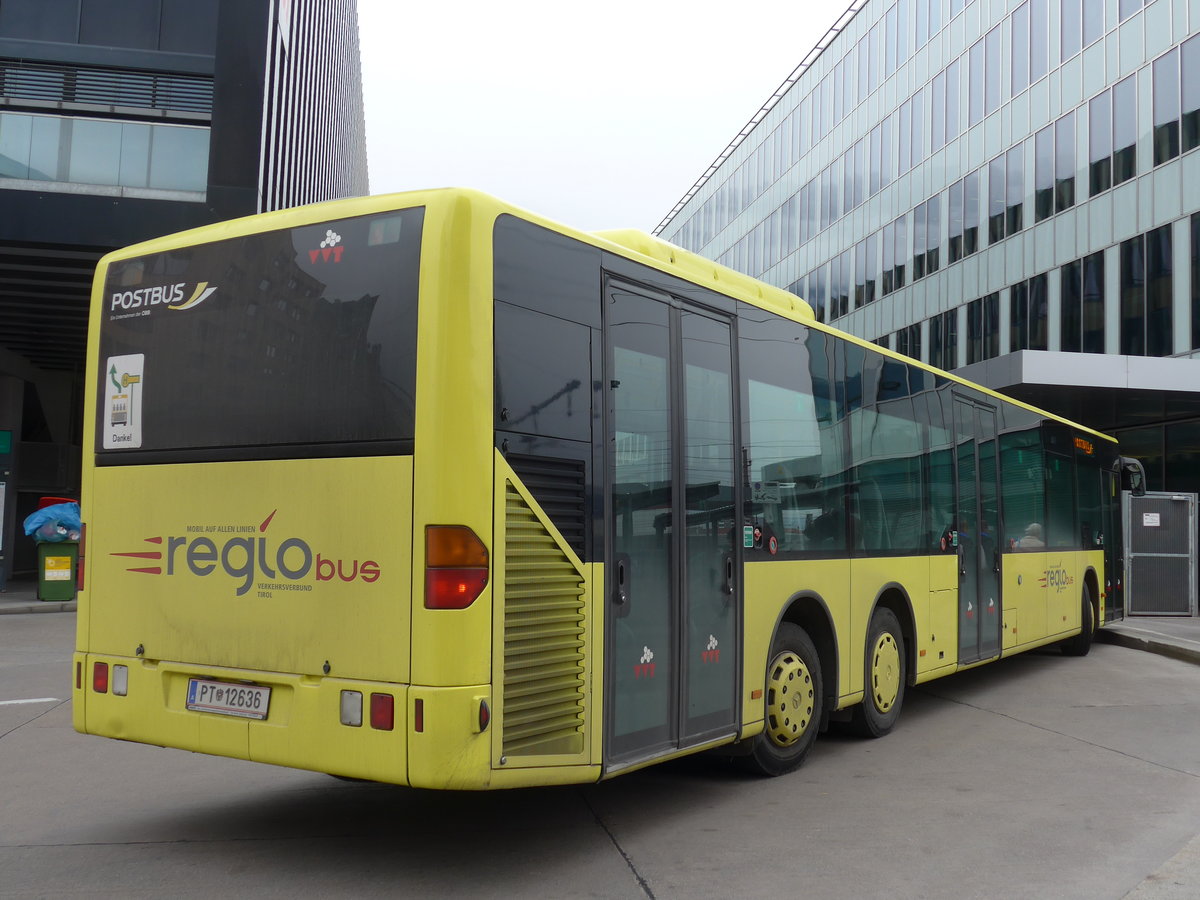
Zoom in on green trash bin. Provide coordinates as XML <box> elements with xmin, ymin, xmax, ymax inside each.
<box><xmin>37</xmin><ymin>542</ymin><xmax>78</xmax><ymax>601</ymax></box>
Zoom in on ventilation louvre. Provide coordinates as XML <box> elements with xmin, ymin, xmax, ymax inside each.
<box><xmin>502</xmin><ymin>482</ymin><xmax>586</xmax><ymax>757</ymax></box>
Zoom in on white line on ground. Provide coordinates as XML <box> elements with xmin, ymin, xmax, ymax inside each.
<box><xmin>0</xmin><ymin>698</ymin><xmax>60</xmax><ymax>705</ymax></box>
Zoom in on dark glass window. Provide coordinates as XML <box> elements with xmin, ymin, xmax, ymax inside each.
<box><xmin>1055</xmin><ymin>112</ymin><xmax>1076</xmax><ymax>211</ymax></box>
<box><xmin>1082</xmin><ymin>250</ymin><xmax>1105</xmax><ymax>353</ymax></box>
<box><xmin>97</xmin><ymin>207</ymin><xmax>424</xmax><ymax>457</ymax></box>
<box><xmin>1089</xmin><ymin>90</ymin><xmax>1113</xmax><ymax>195</ymax></box>
<box><xmin>812</xmin><ymin>264</ymin><xmax>828</xmax><ymax>323</ymax></box>
<box><xmin>1006</xmin><ymin>145</ymin><xmax>1024</xmax><ymax>236</ymax></box>
<box><xmin>1013</xmin><ymin>281</ymin><xmax>1030</xmax><ymax>351</ymax></box>
<box><xmin>865</xmin><ymin>233</ymin><xmax>878</xmax><ymax>305</ymax></box>
<box><xmin>913</xmin><ymin>202</ymin><xmax>927</xmax><ymax>280</ymax></box>
<box><xmin>1120</xmin><ymin>234</ymin><xmax>1146</xmax><ymax>355</ymax></box>
<box><xmin>963</xmin><ymin>170</ymin><xmax>980</xmax><ymax>255</ymax></box>
<box><xmin>1183</xmin><ymin>35</ymin><xmax>1200</xmax><ymax>154</ymax></box>
<box><xmin>931</xmin><ymin>309</ymin><xmax>957</xmax><ymax>370</ymax></box>
<box><xmin>1113</xmin><ymin>75</ymin><xmax>1137</xmax><ymax>184</ymax></box>
<box><xmin>989</xmin><ymin>155</ymin><xmax>1006</xmax><ymax>243</ymax></box>
<box><xmin>1029</xmin><ymin>272</ymin><xmax>1048</xmax><ymax>350</ymax></box>
<box><xmin>926</xmin><ymin>194</ymin><xmax>940</xmax><ymax>274</ymax></box>
<box><xmin>893</xmin><ymin>215</ymin><xmax>908</xmax><ymax>290</ymax></box>
<box><xmin>967</xmin><ymin>292</ymin><xmax>1000</xmax><ymax>364</ymax></box>
<box><xmin>1002</xmin><ymin>428</ymin><xmax>1047</xmax><ymax>553</ymax></box>
<box><xmin>837</xmin><ymin>251</ymin><xmax>853</xmax><ymax>319</ymax></box>
<box><xmin>1194</xmin><ymin>214</ymin><xmax>1200</xmax><ymax>350</ymax></box>
<box><xmin>882</xmin><ymin>221</ymin><xmax>896</xmax><ymax>296</ymax></box>
<box><xmin>1146</xmin><ymin>224</ymin><xmax>1173</xmax><ymax>357</ymax></box>
<box><xmin>1061</xmin><ymin>259</ymin><xmax>1083</xmax><ymax>352</ymax></box>
<box><xmin>949</xmin><ymin>178</ymin><xmax>965</xmax><ymax>263</ymax></box>
<box><xmin>1035</xmin><ymin>125</ymin><xmax>1055</xmax><ymax>222</ymax></box>
<box><xmin>1153</xmin><ymin>49</ymin><xmax>1181</xmax><ymax>165</ymax></box>
<box><xmin>1045</xmin><ymin>451</ymin><xmax>1077</xmax><ymax>549</ymax></box>
<box><xmin>0</xmin><ymin>0</ymin><xmax>79</xmax><ymax>41</ymax></box>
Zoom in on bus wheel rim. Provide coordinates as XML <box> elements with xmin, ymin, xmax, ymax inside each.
<box><xmin>871</xmin><ymin>633</ymin><xmax>901</xmax><ymax>713</ymax></box>
<box><xmin>766</xmin><ymin>649</ymin><xmax>815</xmax><ymax>747</ymax></box>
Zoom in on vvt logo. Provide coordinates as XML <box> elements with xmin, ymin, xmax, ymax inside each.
<box><xmin>111</xmin><ymin>509</ymin><xmax>380</xmax><ymax>597</ymax></box>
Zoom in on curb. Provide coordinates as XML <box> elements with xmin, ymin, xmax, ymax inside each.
<box><xmin>1096</xmin><ymin>628</ymin><xmax>1200</xmax><ymax>667</ymax></box>
<box><xmin>0</xmin><ymin>599</ymin><xmax>76</xmax><ymax>615</ymax></box>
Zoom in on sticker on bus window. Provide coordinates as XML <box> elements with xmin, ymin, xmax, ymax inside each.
<box><xmin>103</xmin><ymin>353</ymin><xmax>144</xmax><ymax>449</ymax></box>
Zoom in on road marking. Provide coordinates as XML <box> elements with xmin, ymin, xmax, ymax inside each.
<box><xmin>0</xmin><ymin>698</ymin><xmax>60</xmax><ymax>705</ymax></box>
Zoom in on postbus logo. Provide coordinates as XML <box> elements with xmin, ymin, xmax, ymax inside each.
<box><xmin>110</xmin><ymin>509</ymin><xmax>380</xmax><ymax>597</ymax></box>
<box><xmin>1039</xmin><ymin>563</ymin><xmax>1075</xmax><ymax>593</ymax></box>
<box><xmin>109</xmin><ymin>281</ymin><xmax>218</xmax><ymax>313</ymax></box>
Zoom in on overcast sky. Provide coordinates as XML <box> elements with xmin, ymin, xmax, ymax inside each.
<box><xmin>357</xmin><ymin>1</ymin><xmax>851</xmax><ymax>234</ymax></box>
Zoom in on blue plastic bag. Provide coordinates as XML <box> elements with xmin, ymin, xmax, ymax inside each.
<box><xmin>23</xmin><ymin>502</ymin><xmax>82</xmax><ymax>543</ymax></box>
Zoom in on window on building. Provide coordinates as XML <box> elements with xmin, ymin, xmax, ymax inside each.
<box><xmin>1006</xmin><ymin>145</ymin><xmax>1024</xmax><ymax>236</ymax></box>
<box><xmin>989</xmin><ymin>154</ymin><xmax>1006</xmax><ymax>243</ymax></box>
<box><xmin>881</xmin><ymin>114</ymin><xmax>893</xmax><ymax>189</ymax></box>
<box><xmin>812</xmin><ymin>264</ymin><xmax>829</xmax><ymax>323</ymax></box>
<box><xmin>1056</xmin><ymin>112</ymin><xmax>1076</xmax><ymax>212</ymax></box>
<box><xmin>966</xmin><ymin>292</ymin><xmax>1001</xmax><ymax>363</ymax></box>
<box><xmin>925</xmin><ymin>194</ymin><xmax>941</xmax><ymax>274</ymax></box>
<box><xmin>963</xmin><ymin>169</ymin><xmax>980</xmax><ymax>255</ymax></box>
<box><xmin>882</xmin><ymin>220</ymin><xmax>895</xmax><ymax>296</ymax></box>
<box><xmin>1083</xmin><ymin>0</ymin><xmax>1102</xmax><ymax>46</ymax></box>
<box><xmin>1012</xmin><ymin>2</ymin><xmax>1031</xmax><ymax>96</ymax></box>
<box><xmin>833</xmin><ymin>250</ymin><xmax>851</xmax><ymax>319</ymax></box>
<box><xmin>1090</xmin><ymin>90</ymin><xmax>1113</xmax><ymax>195</ymax></box>
<box><xmin>898</xmin><ymin>100</ymin><xmax>912</xmax><ymax>174</ymax></box>
<box><xmin>1011</xmin><ymin>274</ymin><xmax>1049</xmax><ymax>351</ymax></box>
<box><xmin>1113</xmin><ymin>75</ymin><xmax>1137</xmax><ymax>184</ymax></box>
<box><xmin>985</xmin><ymin>25</ymin><xmax>1003</xmax><ymax>116</ymax></box>
<box><xmin>912</xmin><ymin>84</ymin><xmax>926</xmax><ymax>167</ymax></box>
<box><xmin>895</xmin><ymin>323</ymin><xmax>922</xmax><ymax>360</ymax></box>
<box><xmin>949</xmin><ymin>178</ymin><xmax>965</xmax><ymax>262</ymax></box>
<box><xmin>1146</xmin><ymin>224</ymin><xmax>1174</xmax><ymax>357</ymax></box>
<box><xmin>892</xmin><ymin>215</ymin><xmax>908</xmax><ymax>291</ymax></box>
<box><xmin>869</xmin><ymin>123</ymin><xmax>882</xmax><ymax>196</ymax></box>
<box><xmin>1061</xmin><ymin>259</ymin><xmax>1083</xmax><ymax>352</ymax></box>
<box><xmin>1035</xmin><ymin>125</ymin><xmax>1055</xmax><ymax>222</ymax></box>
<box><xmin>1183</xmin><ymin>35</ymin><xmax>1200</xmax><ymax>155</ymax></box>
<box><xmin>969</xmin><ymin>38</ymin><xmax>985</xmax><ymax>127</ymax></box>
<box><xmin>1064</xmin><ymin>251</ymin><xmax>1106</xmax><ymax>353</ymax></box>
<box><xmin>1193</xmin><ymin>213</ymin><xmax>1200</xmax><ymax>350</ymax></box>
<box><xmin>929</xmin><ymin>309</ymin><xmax>958</xmax><ymax>370</ymax></box>
<box><xmin>932</xmin><ymin>70</ymin><xmax>947</xmax><ymax>153</ymax></box>
<box><xmin>865</xmin><ymin>232</ymin><xmax>879</xmax><ymax>306</ymax></box>
<box><xmin>1153</xmin><ymin>48</ymin><xmax>1181</xmax><ymax>165</ymax></box>
<box><xmin>946</xmin><ymin>60</ymin><xmax>960</xmax><ymax>144</ymax></box>
<box><xmin>1061</xmin><ymin>0</ymin><xmax>1081</xmax><ymax>60</ymax></box>
<box><xmin>913</xmin><ymin>201</ymin><xmax>928</xmax><ymax>280</ymax></box>
<box><xmin>1030</xmin><ymin>0</ymin><xmax>1049</xmax><ymax>83</ymax></box>
<box><xmin>1120</xmin><ymin>234</ymin><xmax>1146</xmax><ymax>355</ymax></box>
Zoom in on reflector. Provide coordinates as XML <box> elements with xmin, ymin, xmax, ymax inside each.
<box><xmin>112</xmin><ymin>665</ymin><xmax>129</xmax><ymax>697</ymax></box>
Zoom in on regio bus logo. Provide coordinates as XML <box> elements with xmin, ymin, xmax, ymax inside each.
<box><xmin>111</xmin><ymin>509</ymin><xmax>380</xmax><ymax>597</ymax></box>
<box><xmin>1039</xmin><ymin>564</ymin><xmax>1075</xmax><ymax>593</ymax></box>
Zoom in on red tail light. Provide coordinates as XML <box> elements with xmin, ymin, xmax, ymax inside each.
<box><xmin>93</xmin><ymin>661</ymin><xmax>109</xmax><ymax>693</ymax></box>
<box><xmin>370</xmin><ymin>693</ymin><xmax>395</xmax><ymax>730</ymax></box>
<box><xmin>424</xmin><ymin>525</ymin><xmax>489</xmax><ymax>609</ymax></box>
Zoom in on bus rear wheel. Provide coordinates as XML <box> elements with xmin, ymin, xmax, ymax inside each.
<box><xmin>1060</xmin><ymin>583</ymin><xmax>1095</xmax><ymax>657</ymax></box>
<box><xmin>849</xmin><ymin>607</ymin><xmax>906</xmax><ymax>738</ymax></box>
<box><xmin>742</xmin><ymin>622</ymin><xmax>824</xmax><ymax>777</ymax></box>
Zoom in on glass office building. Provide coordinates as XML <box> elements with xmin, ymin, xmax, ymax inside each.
<box><xmin>659</xmin><ymin>0</ymin><xmax>1200</xmax><ymax>514</ymax></box>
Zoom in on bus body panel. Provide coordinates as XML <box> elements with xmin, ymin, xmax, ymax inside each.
<box><xmin>82</xmin><ymin>456</ymin><xmax>412</xmax><ymax>684</ymax></box>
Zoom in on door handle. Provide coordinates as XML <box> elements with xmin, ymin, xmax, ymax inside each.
<box><xmin>614</xmin><ymin>557</ymin><xmax>628</xmax><ymax>607</ymax></box>
<box><xmin>723</xmin><ymin>553</ymin><xmax>735</xmax><ymax>597</ymax></box>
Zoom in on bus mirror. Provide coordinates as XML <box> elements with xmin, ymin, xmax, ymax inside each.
<box><xmin>1119</xmin><ymin>457</ymin><xmax>1146</xmax><ymax>496</ymax></box>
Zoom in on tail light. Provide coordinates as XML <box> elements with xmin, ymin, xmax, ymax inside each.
<box><xmin>425</xmin><ymin>525</ymin><xmax>489</xmax><ymax>609</ymax></box>
<box><xmin>370</xmin><ymin>693</ymin><xmax>395</xmax><ymax>730</ymax></box>
<box><xmin>93</xmin><ymin>661</ymin><xmax>109</xmax><ymax>693</ymax></box>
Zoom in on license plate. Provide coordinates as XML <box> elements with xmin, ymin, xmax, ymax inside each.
<box><xmin>186</xmin><ymin>678</ymin><xmax>271</xmax><ymax>720</ymax></box>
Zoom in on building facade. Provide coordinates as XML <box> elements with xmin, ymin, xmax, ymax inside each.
<box><xmin>0</xmin><ymin>0</ymin><xmax>368</xmax><ymax>584</ymax></box>
<box><xmin>659</xmin><ymin>0</ymin><xmax>1200</xmax><ymax>543</ymax></box>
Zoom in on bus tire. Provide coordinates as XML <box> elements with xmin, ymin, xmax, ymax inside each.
<box><xmin>1060</xmin><ymin>583</ymin><xmax>1095</xmax><ymax>657</ymax></box>
<box><xmin>849</xmin><ymin>607</ymin><xmax>906</xmax><ymax>738</ymax></box>
<box><xmin>742</xmin><ymin>622</ymin><xmax>824</xmax><ymax>777</ymax></box>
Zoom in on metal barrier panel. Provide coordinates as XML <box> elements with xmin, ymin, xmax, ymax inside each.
<box><xmin>1124</xmin><ymin>492</ymin><xmax>1198</xmax><ymax>616</ymax></box>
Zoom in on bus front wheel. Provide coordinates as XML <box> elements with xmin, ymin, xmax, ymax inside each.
<box><xmin>743</xmin><ymin>622</ymin><xmax>824</xmax><ymax>777</ymax></box>
<box><xmin>849</xmin><ymin>607</ymin><xmax>906</xmax><ymax>738</ymax></box>
<box><xmin>1060</xmin><ymin>583</ymin><xmax>1095</xmax><ymax>657</ymax></box>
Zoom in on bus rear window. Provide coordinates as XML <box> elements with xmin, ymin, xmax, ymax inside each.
<box><xmin>96</xmin><ymin>207</ymin><xmax>423</xmax><ymax>459</ymax></box>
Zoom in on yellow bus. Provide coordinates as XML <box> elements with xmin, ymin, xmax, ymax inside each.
<box><xmin>73</xmin><ymin>188</ymin><xmax>1144</xmax><ymax>788</ymax></box>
